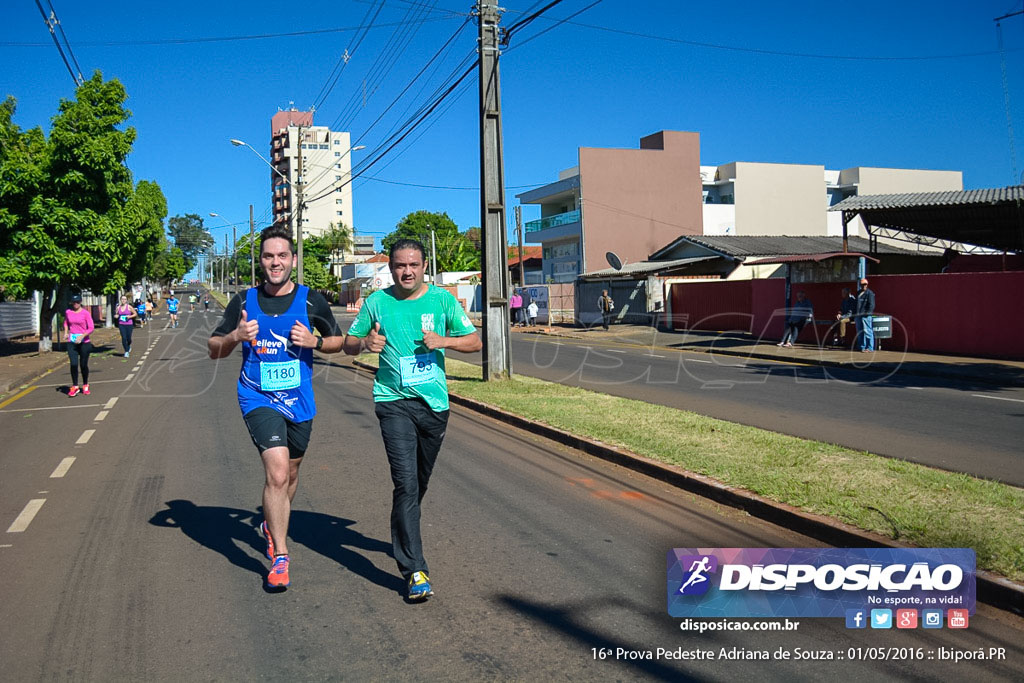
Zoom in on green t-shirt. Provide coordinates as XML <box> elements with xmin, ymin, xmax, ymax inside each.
<box><xmin>348</xmin><ymin>285</ymin><xmax>477</xmax><ymax>411</ymax></box>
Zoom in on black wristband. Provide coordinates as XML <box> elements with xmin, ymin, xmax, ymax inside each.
<box><xmin>315</xmin><ymin>336</ymin><xmax>323</xmax><ymax>350</ymax></box>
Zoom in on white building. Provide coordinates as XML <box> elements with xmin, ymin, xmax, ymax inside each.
<box><xmin>270</xmin><ymin>109</ymin><xmax>356</xmax><ymax>242</ymax></box>
<box><xmin>699</xmin><ymin>163</ymin><xmax>963</xmax><ymax>242</ymax></box>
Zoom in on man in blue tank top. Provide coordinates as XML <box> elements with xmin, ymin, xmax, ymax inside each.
<box><xmin>166</xmin><ymin>293</ymin><xmax>180</xmax><ymax>328</ymax></box>
<box><xmin>208</xmin><ymin>225</ymin><xmax>345</xmax><ymax>589</ymax></box>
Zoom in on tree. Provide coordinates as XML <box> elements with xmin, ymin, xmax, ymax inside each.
<box><xmin>0</xmin><ymin>96</ymin><xmax>45</xmax><ymax>300</ymax></box>
<box><xmin>382</xmin><ymin>211</ymin><xmax>480</xmax><ymax>273</ymax></box>
<box><xmin>0</xmin><ymin>73</ymin><xmax>168</xmax><ymax>351</ymax></box>
<box><xmin>150</xmin><ymin>241</ymin><xmax>187</xmax><ymax>285</ymax></box>
<box><xmin>167</xmin><ymin>213</ymin><xmax>213</xmax><ymax>271</ymax></box>
<box><xmin>304</xmin><ymin>222</ymin><xmax>352</xmax><ymax>267</ymax></box>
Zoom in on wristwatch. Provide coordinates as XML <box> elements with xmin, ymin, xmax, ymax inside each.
<box><xmin>315</xmin><ymin>336</ymin><xmax>323</xmax><ymax>351</ymax></box>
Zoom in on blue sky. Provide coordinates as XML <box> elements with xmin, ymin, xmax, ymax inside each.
<box><xmin>3</xmin><ymin>0</ymin><xmax>1022</xmax><ymax>270</ymax></box>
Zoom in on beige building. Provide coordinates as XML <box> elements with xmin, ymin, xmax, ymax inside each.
<box><xmin>270</xmin><ymin>109</ymin><xmax>357</xmax><ymax>242</ymax></box>
<box><xmin>516</xmin><ymin>131</ymin><xmax>703</xmax><ymax>282</ymax></box>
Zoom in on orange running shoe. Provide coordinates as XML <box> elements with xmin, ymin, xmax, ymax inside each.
<box><xmin>260</xmin><ymin>520</ymin><xmax>275</xmax><ymax>560</ymax></box>
<box><xmin>266</xmin><ymin>554</ymin><xmax>290</xmax><ymax>588</ymax></box>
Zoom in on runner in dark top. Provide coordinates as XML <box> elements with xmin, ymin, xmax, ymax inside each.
<box><xmin>208</xmin><ymin>225</ymin><xmax>345</xmax><ymax>589</ymax></box>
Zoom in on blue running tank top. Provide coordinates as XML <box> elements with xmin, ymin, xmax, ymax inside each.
<box><xmin>237</xmin><ymin>285</ymin><xmax>316</xmax><ymax>422</ymax></box>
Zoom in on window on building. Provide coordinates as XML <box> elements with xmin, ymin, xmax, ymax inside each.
<box><xmin>319</xmin><ymin>144</ymin><xmax>329</xmax><ymax>149</ymax></box>
<box><xmin>335</xmin><ymin>151</ymin><xmax>341</xmax><ymax>157</ymax></box>
<box><xmin>335</xmin><ymin>175</ymin><xmax>342</xmax><ymax>181</ymax></box>
<box><xmin>336</xmin><ymin>199</ymin><xmax>344</xmax><ymax>204</ymax></box>
<box><xmin>333</xmin><ymin>140</ymin><xmax>340</xmax><ymax>145</ymax></box>
<box><xmin>336</xmin><ymin>211</ymin><xmax>344</xmax><ymax>216</ymax></box>
<box><xmin>336</xmin><ymin>187</ymin><xmax>343</xmax><ymax>193</ymax></box>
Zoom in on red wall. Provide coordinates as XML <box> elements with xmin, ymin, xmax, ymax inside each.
<box><xmin>670</xmin><ymin>272</ymin><xmax>1024</xmax><ymax>359</ymax></box>
<box><xmin>669</xmin><ymin>280</ymin><xmax>754</xmax><ymax>332</ymax></box>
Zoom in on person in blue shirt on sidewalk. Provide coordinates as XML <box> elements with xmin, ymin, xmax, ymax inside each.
<box><xmin>854</xmin><ymin>278</ymin><xmax>876</xmax><ymax>352</ymax></box>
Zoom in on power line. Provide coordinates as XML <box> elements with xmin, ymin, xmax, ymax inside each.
<box><xmin>34</xmin><ymin>0</ymin><xmax>82</xmax><ymax>86</ymax></box>
<box><xmin>2</xmin><ymin>17</ymin><xmax>457</xmax><ymax>47</ymax></box>
<box><xmin>505</xmin><ymin>0</ymin><xmax>604</xmax><ymax>54</ymax></box>
<box><xmin>310</xmin><ymin>0</ymin><xmax>387</xmax><ymax>112</ymax></box>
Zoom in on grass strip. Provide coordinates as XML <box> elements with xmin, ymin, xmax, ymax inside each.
<box><xmin>358</xmin><ymin>353</ymin><xmax>1024</xmax><ymax>581</ymax></box>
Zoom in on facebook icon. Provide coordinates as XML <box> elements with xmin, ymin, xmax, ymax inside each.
<box><xmin>845</xmin><ymin>609</ymin><xmax>867</xmax><ymax>629</ymax></box>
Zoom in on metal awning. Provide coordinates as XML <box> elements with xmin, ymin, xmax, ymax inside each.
<box><xmin>829</xmin><ymin>186</ymin><xmax>1024</xmax><ymax>253</ymax></box>
<box><xmin>580</xmin><ymin>256</ymin><xmax>717</xmax><ymax>279</ymax></box>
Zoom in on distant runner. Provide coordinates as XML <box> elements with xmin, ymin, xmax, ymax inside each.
<box><xmin>208</xmin><ymin>225</ymin><xmax>345</xmax><ymax>589</ymax></box>
<box><xmin>343</xmin><ymin>238</ymin><xmax>481</xmax><ymax>601</ymax></box>
<box><xmin>116</xmin><ymin>294</ymin><xmax>137</xmax><ymax>357</ymax></box>
<box><xmin>167</xmin><ymin>293</ymin><xmax>180</xmax><ymax>328</ymax></box>
<box><xmin>64</xmin><ymin>294</ymin><xmax>94</xmax><ymax>397</ymax></box>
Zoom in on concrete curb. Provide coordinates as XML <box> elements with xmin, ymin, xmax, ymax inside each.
<box><xmin>519</xmin><ymin>329</ymin><xmax>1024</xmax><ymax>388</ymax></box>
<box><xmin>351</xmin><ymin>359</ymin><xmax>1024</xmax><ymax>616</ymax></box>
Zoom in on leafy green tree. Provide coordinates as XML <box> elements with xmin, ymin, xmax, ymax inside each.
<box><xmin>167</xmin><ymin>213</ymin><xmax>213</xmax><ymax>271</ymax></box>
<box><xmin>299</xmin><ymin>255</ymin><xmax>333</xmax><ymax>290</ymax></box>
<box><xmin>304</xmin><ymin>222</ymin><xmax>352</xmax><ymax>268</ymax></box>
<box><xmin>0</xmin><ymin>96</ymin><xmax>45</xmax><ymax>300</ymax></box>
<box><xmin>382</xmin><ymin>211</ymin><xmax>480</xmax><ymax>272</ymax></box>
<box><xmin>150</xmin><ymin>242</ymin><xmax>187</xmax><ymax>285</ymax></box>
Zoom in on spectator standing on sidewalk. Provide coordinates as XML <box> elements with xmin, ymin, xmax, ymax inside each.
<box><xmin>116</xmin><ymin>295</ymin><xmax>137</xmax><ymax>357</ymax></box>
<box><xmin>778</xmin><ymin>290</ymin><xmax>813</xmax><ymax>348</ymax></box>
<box><xmin>854</xmin><ymin>278</ymin><xmax>876</xmax><ymax>352</ymax></box>
<box><xmin>63</xmin><ymin>294</ymin><xmax>94</xmax><ymax>397</ymax></box>
<box><xmin>598</xmin><ymin>290</ymin><xmax>615</xmax><ymax>330</ymax></box>
<box><xmin>832</xmin><ymin>287</ymin><xmax>856</xmax><ymax>347</ymax></box>
<box><xmin>509</xmin><ymin>290</ymin><xmax>523</xmax><ymax>327</ymax></box>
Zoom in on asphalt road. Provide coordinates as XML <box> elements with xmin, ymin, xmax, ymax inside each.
<box><xmin>449</xmin><ymin>329</ymin><xmax>1023</xmax><ymax>487</ymax></box>
<box><xmin>2</xmin><ymin>307</ymin><xmax>1022</xmax><ymax>681</ymax></box>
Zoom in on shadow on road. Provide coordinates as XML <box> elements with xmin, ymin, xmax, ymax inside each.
<box><xmin>495</xmin><ymin>594</ymin><xmax>698</xmax><ymax>681</ymax></box>
<box><xmin>288</xmin><ymin>509</ymin><xmax>404</xmax><ymax>595</ymax></box>
<box><xmin>148</xmin><ymin>500</ymin><xmax>402</xmax><ymax>595</ymax></box>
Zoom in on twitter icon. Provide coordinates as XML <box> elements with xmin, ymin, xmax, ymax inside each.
<box><xmin>870</xmin><ymin>609</ymin><xmax>893</xmax><ymax>629</ymax></box>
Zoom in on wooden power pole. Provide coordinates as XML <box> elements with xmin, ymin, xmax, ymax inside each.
<box><xmin>477</xmin><ymin>0</ymin><xmax>511</xmax><ymax>380</ymax></box>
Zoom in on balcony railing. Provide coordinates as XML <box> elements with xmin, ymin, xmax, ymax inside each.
<box><xmin>525</xmin><ymin>209</ymin><xmax>580</xmax><ymax>233</ymax></box>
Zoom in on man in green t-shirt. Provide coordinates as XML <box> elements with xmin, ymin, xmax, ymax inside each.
<box><xmin>344</xmin><ymin>239</ymin><xmax>481</xmax><ymax>600</ymax></box>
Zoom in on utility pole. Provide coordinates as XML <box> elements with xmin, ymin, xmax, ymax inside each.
<box><xmin>232</xmin><ymin>224</ymin><xmax>238</xmax><ymax>294</ymax></box>
<box><xmin>477</xmin><ymin>0</ymin><xmax>511</xmax><ymax>380</ymax></box>
<box><xmin>223</xmin><ymin>234</ymin><xmax>228</xmax><ymax>294</ymax></box>
<box><xmin>430</xmin><ymin>226</ymin><xmax>437</xmax><ymax>282</ymax></box>
<box><xmin>249</xmin><ymin>204</ymin><xmax>256</xmax><ymax>285</ymax></box>
<box><xmin>515</xmin><ymin>205</ymin><xmax>524</xmax><ymax>288</ymax></box>
<box><xmin>295</xmin><ymin>125</ymin><xmax>305</xmax><ymax>285</ymax></box>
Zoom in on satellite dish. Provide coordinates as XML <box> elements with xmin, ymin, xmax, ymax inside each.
<box><xmin>605</xmin><ymin>251</ymin><xmax>623</xmax><ymax>270</ymax></box>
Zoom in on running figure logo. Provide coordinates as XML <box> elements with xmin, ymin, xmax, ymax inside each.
<box><xmin>677</xmin><ymin>555</ymin><xmax>718</xmax><ymax>595</ymax></box>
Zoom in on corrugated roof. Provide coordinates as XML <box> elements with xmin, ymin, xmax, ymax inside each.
<box><xmin>745</xmin><ymin>252</ymin><xmax>880</xmax><ymax>265</ymax></box>
<box><xmin>581</xmin><ymin>256</ymin><xmax>716</xmax><ymax>279</ymax></box>
<box><xmin>829</xmin><ymin>186</ymin><xmax>1024</xmax><ymax>211</ymax></box>
<box><xmin>661</xmin><ymin>235</ymin><xmax>915</xmax><ymax>258</ymax></box>
<box><xmin>827</xmin><ymin>186</ymin><xmax>1024</xmax><ymax>252</ymax></box>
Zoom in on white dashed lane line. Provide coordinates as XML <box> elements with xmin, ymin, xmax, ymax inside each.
<box><xmin>94</xmin><ymin>411</ymin><xmax>108</xmax><ymax>421</ymax></box>
<box><xmin>50</xmin><ymin>457</ymin><xmax>76</xmax><ymax>478</ymax></box>
<box><xmin>7</xmin><ymin>499</ymin><xmax>45</xmax><ymax>533</ymax></box>
<box><xmin>972</xmin><ymin>394</ymin><xmax>1024</xmax><ymax>404</ymax></box>
<box><xmin>104</xmin><ymin>397</ymin><xmax>118</xmax><ymax>409</ymax></box>
<box><xmin>75</xmin><ymin>430</ymin><xmax>95</xmax><ymax>445</ymax></box>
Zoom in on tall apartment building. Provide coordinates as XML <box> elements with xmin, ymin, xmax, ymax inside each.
<box><xmin>270</xmin><ymin>109</ymin><xmax>356</xmax><ymax>244</ymax></box>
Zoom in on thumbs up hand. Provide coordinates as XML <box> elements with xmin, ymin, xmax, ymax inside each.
<box><xmin>421</xmin><ymin>327</ymin><xmax>444</xmax><ymax>351</ymax></box>
<box><xmin>235</xmin><ymin>309</ymin><xmax>259</xmax><ymax>342</ymax></box>
<box><xmin>364</xmin><ymin>321</ymin><xmax>386</xmax><ymax>353</ymax></box>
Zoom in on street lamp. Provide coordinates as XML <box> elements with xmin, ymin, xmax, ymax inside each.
<box><xmin>230</xmin><ymin>137</ymin><xmax>364</xmax><ymax>287</ymax></box>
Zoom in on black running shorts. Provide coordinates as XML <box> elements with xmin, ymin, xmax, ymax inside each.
<box><xmin>242</xmin><ymin>406</ymin><xmax>312</xmax><ymax>459</ymax></box>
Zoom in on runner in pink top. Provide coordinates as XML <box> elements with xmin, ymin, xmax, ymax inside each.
<box><xmin>63</xmin><ymin>294</ymin><xmax>95</xmax><ymax>397</ymax></box>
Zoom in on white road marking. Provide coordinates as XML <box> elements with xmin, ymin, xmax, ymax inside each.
<box><xmin>907</xmin><ymin>386</ymin><xmax>924</xmax><ymax>390</ymax></box>
<box><xmin>0</xmin><ymin>404</ymin><xmax>102</xmax><ymax>413</ymax></box>
<box><xmin>104</xmin><ymin>397</ymin><xmax>118</xmax><ymax>409</ymax></box>
<box><xmin>94</xmin><ymin>410</ymin><xmax>108</xmax><ymax>421</ymax></box>
<box><xmin>125</xmin><ymin>374</ymin><xmax>135</xmax><ymax>381</ymax></box>
<box><xmin>76</xmin><ymin>430</ymin><xmax>95</xmax><ymax>444</ymax></box>
<box><xmin>34</xmin><ymin>378</ymin><xmax>128</xmax><ymax>388</ymax></box>
<box><xmin>972</xmin><ymin>394</ymin><xmax>1024</xmax><ymax>404</ymax></box>
<box><xmin>606</xmin><ymin>349</ymin><xmax>627</xmax><ymax>354</ymax></box>
<box><xmin>646</xmin><ymin>353</ymin><xmax>667</xmax><ymax>358</ymax></box>
<box><xmin>687</xmin><ymin>358</ymin><xmax>713</xmax><ymax>364</ymax></box>
<box><xmin>50</xmin><ymin>457</ymin><xmax>76</xmax><ymax>478</ymax></box>
<box><xmin>7</xmin><ymin>499</ymin><xmax>45</xmax><ymax>533</ymax></box>
<box><xmin>0</xmin><ymin>544</ymin><xmax>12</xmax><ymax>548</ymax></box>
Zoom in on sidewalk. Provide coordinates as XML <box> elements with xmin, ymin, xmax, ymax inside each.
<box><xmin>515</xmin><ymin>323</ymin><xmax>1024</xmax><ymax>388</ymax></box>
<box><xmin>0</xmin><ymin>324</ymin><xmax>126</xmax><ymax>396</ymax></box>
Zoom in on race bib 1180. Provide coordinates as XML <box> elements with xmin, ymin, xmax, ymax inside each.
<box><xmin>260</xmin><ymin>360</ymin><xmax>300</xmax><ymax>391</ymax></box>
